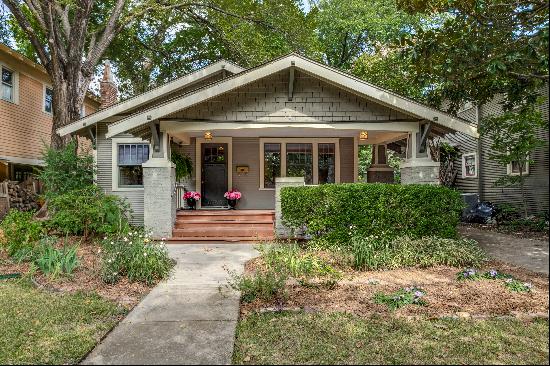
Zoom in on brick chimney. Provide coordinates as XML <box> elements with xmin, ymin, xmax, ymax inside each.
<box><xmin>99</xmin><ymin>60</ymin><xmax>118</xmax><ymax>109</ymax></box>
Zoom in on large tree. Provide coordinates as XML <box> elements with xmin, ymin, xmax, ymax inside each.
<box><xmin>397</xmin><ymin>0</ymin><xmax>549</xmax><ymax>112</ymax></box>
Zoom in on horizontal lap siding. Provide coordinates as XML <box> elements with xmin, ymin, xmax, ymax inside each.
<box><xmin>445</xmin><ymin>89</ymin><xmax>549</xmax><ymax>214</ymax></box>
<box><xmin>96</xmin><ymin>123</ymin><xmax>145</xmax><ymax>225</ymax></box>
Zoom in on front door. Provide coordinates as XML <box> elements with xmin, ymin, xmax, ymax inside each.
<box><xmin>201</xmin><ymin>143</ymin><xmax>228</xmax><ymax>207</ymax></box>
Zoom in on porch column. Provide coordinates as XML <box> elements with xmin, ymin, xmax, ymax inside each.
<box><xmin>143</xmin><ymin>157</ymin><xmax>176</xmax><ymax>238</ymax></box>
<box><xmin>275</xmin><ymin>177</ymin><xmax>305</xmax><ymax>237</ymax></box>
<box><xmin>400</xmin><ymin>127</ymin><xmax>440</xmax><ymax>185</ymax></box>
<box><xmin>367</xmin><ymin>144</ymin><xmax>394</xmax><ymax>183</ymax></box>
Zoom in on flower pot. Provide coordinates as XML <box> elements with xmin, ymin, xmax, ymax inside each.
<box><xmin>227</xmin><ymin>199</ymin><xmax>237</xmax><ymax>210</ymax></box>
<box><xmin>186</xmin><ymin>198</ymin><xmax>197</xmax><ymax>210</ymax></box>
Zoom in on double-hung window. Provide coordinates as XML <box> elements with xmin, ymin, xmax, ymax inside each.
<box><xmin>461</xmin><ymin>153</ymin><xmax>478</xmax><ymax>178</ymax></box>
<box><xmin>1</xmin><ymin>66</ymin><xmax>14</xmax><ymax>102</ymax></box>
<box><xmin>507</xmin><ymin>156</ymin><xmax>529</xmax><ymax>176</ymax></box>
<box><xmin>44</xmin><ymin>86</ymin><xmax>53</xmax><ymax>113</ymax></box>
<box><xmin>117</xmin><ymin>143</ymin><xmax>150</xmax><ymax>187</ymax></box>
<box><xmin>260</xmin><ymin>139</ymin><xmax>339</xmax><ymax>188</ymax></box>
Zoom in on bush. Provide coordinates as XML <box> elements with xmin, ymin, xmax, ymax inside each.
<box><xmin>34</xmin><ymin>237</ymin><xmax>79</xmax><ymax>277</ymax></box>
<box><xmin>228</xmin><ymin>268</ymin><xmax>288</xmax><ymax>303</ymax></box>
<box><xmin>281</xmin><ymin>183</ymin><xmax>464</xmax><ymax>247</ymax></box>
<box><xmin>100</xmin><ymin>230</ymin><xmax>173</xmax><ymax>285</ymax></box>
<box><xmin>352</xmin><ymin>236</ymin><xmax>486</xmax><ymax>271</ymax></box>
<box><xmin>0</xmin><ymin>210</ymin><xmax>43</xmax><ymax>260</ymax></box>
<box><xmin>39</xmin><ymin>141</ymin><xmax>94</xmax><ymax>200</ymax></box>
<box><xmin>374</xmin><ymin>287</ymin><xmax>427</xmax><ymax>310</ymax></box>
<box><xmin>47</xmin><ymin>186</ymin><xmax>130</xmax><ymax>237</ymax></box>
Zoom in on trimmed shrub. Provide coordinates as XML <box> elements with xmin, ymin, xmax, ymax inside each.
<box><xmin>100</xmin><ymin>230</ymin><xmax>174</xmax><ymax>285</ymax></box>
<box><xmin>47</xmin><ymin>186</ymin><xmax>130</xmax><ymax>237</ymax></box>
<box><xmin>0</xmin><ymin>210</ymin><xmax>43</xmax><ymax>260</ymax></box>
<box><xmin>352</xmin><ymin>236</ymin><xmax>486</xmax><ymax>270</ymax></box>
<box><xmin>281</xmin><ymin>183</ymin><xmax>465</xmax><ymax>247</ymax></box>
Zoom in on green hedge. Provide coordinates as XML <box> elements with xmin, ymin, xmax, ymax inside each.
<box><xmin>280</xmin><ymin>183</ymin><xmax>464</xmax><ymax>246</ymax></box>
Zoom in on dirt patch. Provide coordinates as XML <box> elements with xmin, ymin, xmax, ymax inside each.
<box><xmin>0</xmin><ymin>240</ymin><xmax>151</xmax><ymax>309</ymax></box>
<box><xmin>241</xmin><ymin>260</ymin><xmax>549</xmax><ymax>319</ymax></box>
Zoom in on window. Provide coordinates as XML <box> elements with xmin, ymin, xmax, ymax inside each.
<box><xmin>117</xmin><ymin>143</ymin><xmax>149</xmax><ymax>187</ymax></box>
<box><xmin>286</xmin><ymin>143</ymin><xmax>313</xmax><ymax>184</ymax></box>
<box><xmin>318</xmin><ymin>143</ymin><xmax>335</xmax><ymax>184</ymax></box>
<box><xmin>508</xmin><ymin>158</ymin><xmax>529</xmax><ymax>176</ymax></box>
<box><xmin>259</xmin><ymin>139</ymin><xmax>340</xmax><ymax>188</ymax></box>
<box><xmin>44</xmin><ymin>86</ymin><xmax>53</xmax><ymax>113</ymax></box>
<box><xmin>1</xmin><ymin>66</ymin><xmax>13</xmax><ymax>102</ymax></box>
<box><xmin>462</xmin><ymin>153</ymin><xmax>477</xmax><ymax>178</ymax></box>
<box><xmin>263</xmin><ymin>143</ymin><xmax>281</xmax><ymax>189</ymax></box>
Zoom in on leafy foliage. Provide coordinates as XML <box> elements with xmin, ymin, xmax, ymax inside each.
<box><xmin>39</xmin><ymin>142</ymin><xmax>94</xmax><ymax>200</ymax></box>
<box><xmin>171</xmin><ymin>151</ymin><xmax>193</xmax><ymax>181</ymax></box>
<box><xmin>47</xmin><ymin>186</ymin><xmax>130</xmax><ymax>237</ymax></box>
<box><xmin>374</xmin><ymin>287</ymin><xmax>426</xmax><ymax>310</ymax></box>
<box><xmin>0</xmin><ymin>210</ymin><xmax>43</xmax><ymax>260</ymax></box>
<box><xmin>34</xmin><ymin>238</ymin><xmax>79</xmax><ymax>278</ymax></box>
<box><xmin>228</xmin><ymin>267</ymin><xmax>288</xmax><ymax>304</ymax></box>
<box><xmin>100</xmin><ymin>230</ymin><xmax>174</xmax><ymax>285</ymax></box>
<box><xmin>397</xmin><ymin>0</ymin><xmax>549</xmax><ymax>112</ymax></box>
<box><xmin>480</xmin><ymin>103</ymin><xmax>548</xmax><ymax>216</ymax></box>
<box><xmin>281</xmin><ymin>183</ymin><xmax>465</xmax><ymax>246</ymax></box>
<box><xmin>352</xmin><ymin>236</ymin><xmax>486</xmax><ymax>271</ymax></box>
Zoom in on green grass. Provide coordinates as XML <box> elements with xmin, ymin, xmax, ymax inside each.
<box><xmin>0</xmin><ymin>280</ymin><xmax>125</xmax><ymax>364</ymax></box>
<box><xmin>233</xmin><ymin>312</ymin><xmax>549</xmax><ymax>365</ymax></box>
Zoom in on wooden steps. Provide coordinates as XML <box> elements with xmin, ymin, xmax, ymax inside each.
<box><xmin>170</xmin><ymin>209</ymin><xmax>275</xmax><ymax>243</ymax></box>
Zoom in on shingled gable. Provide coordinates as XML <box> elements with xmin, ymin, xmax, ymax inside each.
<box><xmin>57</xmin><ymin>59</ymin><xmax>244</xmax><ymax>136</ymax></box>
<box><xmin>97</xmin><ymin>53</ymin><xmax>478</xmax><ymax>139</ymax></box>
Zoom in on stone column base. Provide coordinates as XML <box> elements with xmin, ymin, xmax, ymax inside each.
<box><xmin>367</xmin><ymin>164</ymin><xmax>394</xmax><ymax>183</ymax></box>
<box><xmin>143</xmin><ymin>158</ymin><xmax>176</xmax><ymax>238</ymax></box>
<box><xmin>275</xmin><ymin>177</ymin><xmax>305</xmax><ymax>237</ymax></box>
<box><xmin>400</xmin><ymin>158</ymin><xmax>440</xmax><ymax>185</ymax></box>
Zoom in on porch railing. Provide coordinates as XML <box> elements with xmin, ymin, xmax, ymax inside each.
<box><xmin>175</xmin><ymin>183</ymin><xmax>186</xmax><ymax>210</ymax></box>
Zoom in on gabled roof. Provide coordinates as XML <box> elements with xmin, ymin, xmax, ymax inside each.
<box><xmin>57</xmin><ymin>60</ymin><xmax>245</xmax><ymax>136</ymax></box>
<box><xmin>59</xmin><ymin>53</ymin><xmax>479</xmax><ymax>138</ymax></box>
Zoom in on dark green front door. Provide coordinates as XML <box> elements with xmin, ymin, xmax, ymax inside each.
<box><xmin>201</xmin><ymin>143</ymin><xmax>228</xmax><ymax>207</ymax></box>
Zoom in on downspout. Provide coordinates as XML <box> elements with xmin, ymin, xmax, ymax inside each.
<box><xmin>476</xmin><ymin>105</ymin><xmax>483</xmax><ymax>201</ymax></box>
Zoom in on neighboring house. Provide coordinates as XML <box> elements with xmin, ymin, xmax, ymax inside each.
<box><xmin>58</xmin><ymin>53</ymin><xmax>478</xmax><ymax>240</ymax></box>
<box><xmin>0</xmin><ymin>43</ymin><xmax>100</xmax><ymax>182</ymax></box>
<box><xmin>445</xmin><ymin>88</ymin><xmax>549</xmax><ymax>214</ymax></box>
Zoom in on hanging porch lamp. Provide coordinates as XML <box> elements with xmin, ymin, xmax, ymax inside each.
<box><xmin>359</xmin><ymin>131</ymin><xmax>369</xmax><ymax>140</ymax></box>
<box><xmin>204</xmin><ymin>131</ymin><xmax>213</xmax><ymax>141</ymax></box>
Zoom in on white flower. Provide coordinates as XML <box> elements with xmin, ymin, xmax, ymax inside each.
<box><xmin>103</xmin><ymin>236</ymin><xmax>107</xmax><ymax>240</ymax></box>
<box><xmin>143</xmin><ymin>252</ymin><xmax>148</xmax><ymax>257</ymax></box>
<box><xmin>110</xmin><ymin>241</ymin><xmax>114</xmax><ymax>245</ymax></box>
<box><xmin>161</xmin><ymin>237</ymin><xmax>167</xmax><ymax>241</ymax></box>
<box><xmin>129</xmin><ymin>241</ymin><xmax>132</xmax><ymax>245</ymax></box>
<box><xmin>129</xmin><ymin>232</ymin><xmax>133</xmax><ymax>236</ymax></box>
<box><xmin>123</xmin><ymin>237</ymin><xmax>128</xmax><ymax>242</ymax></box>
<box><xmin>113</xmin><ymin>272</ymin><xmax>118</xmax><ymax>275</ymax></box>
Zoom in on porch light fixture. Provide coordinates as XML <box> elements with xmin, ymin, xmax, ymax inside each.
<box><xmin>359</xmin><ymin>131</ymin><xmax>368</xmax><ymax>140</ymax></box>
<box><xmin>204</xmin><ymin>131</ymin><xmax>213</xmax><ymax>141</ymax></box>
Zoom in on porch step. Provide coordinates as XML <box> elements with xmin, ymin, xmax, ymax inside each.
<box><xmin>172</xmin><ymin>210</ymin><xmax>275</xmax><ymax>242</ymax></box>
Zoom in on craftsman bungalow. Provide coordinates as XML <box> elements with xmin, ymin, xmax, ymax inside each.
<box><xmin>58</xmin><ymin>53</ymin><xmax>478</xmax><ymax>240</ymax></box>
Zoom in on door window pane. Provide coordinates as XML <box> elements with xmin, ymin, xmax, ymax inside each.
<box><xmin>318</xmin><ymin>143</ymin><xmax>335</xmax><ymax>184</ymax></box>
<box><xmin>286</xmin><ymin>143</ymin><xmax>313</xmax><ymax>184</ymax></box>
<box><xmin>264</xmin><ymin>143</ymin><xmax>281</xmax><ymax>188</ymax></box>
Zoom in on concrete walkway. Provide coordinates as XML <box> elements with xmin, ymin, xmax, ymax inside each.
<box><xmin>460</xmin><ymin>226</ymin><xmax>549</xmax><ymax>274</ymax></box>
<box><xmin>82</xmin><ymin>244</ymin><xmax>258</xmax><ymax>365</ymax></box>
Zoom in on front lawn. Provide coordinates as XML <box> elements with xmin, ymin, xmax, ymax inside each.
<box><xmin>234</xmin><ymin>312</ymin><xmax>549</xmax><ymax>365</ymax></box>
<box><xmin>0</xmin><ymin>280</ymin><xmax>125</xmax><ymax>365</ymax></box>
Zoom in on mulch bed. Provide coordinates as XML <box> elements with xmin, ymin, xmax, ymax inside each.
<box><xmin>461</xmin><ymin>223</ymin><xmax>549</xmax><ymax>242</ymax></box>
<box><xmin>0</xmin><ymin>239</ymin><xmax>151</xmax><ymax>309</ymax></box>
<box><xmin>241</xmin><ymin>259</ymin><xmax>549</xmax><ymax>320</ymax></box>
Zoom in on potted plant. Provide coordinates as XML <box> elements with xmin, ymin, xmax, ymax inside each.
<box><xmin>224</xmin><ymin>189</ymin><xmax>242</xmax><ymax>210</ymax></box>
<box><xmin>183</xmin><ymin>191</ymin><xmax>201</xmax><ymax>210</ymax></box>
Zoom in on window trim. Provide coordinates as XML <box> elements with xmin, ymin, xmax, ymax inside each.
<box><xmin>259</xmin><ymin>138</ymin><xmax>340</xmax><ymax>190</ymax></box>
<box><xmin>1</xmin><ymin>64</ymin><xmax>18</xmax><ymax>104</ymax></box>
<box><xmin>507</xmin><ymin>156</ymin><xmax>530</xmax><ymax>176</ymax></box>
<box><xmin>111</xmin><ymin>137</ymin><xmax>151</xmax><ymax>191</ymax></box>
<box><xmin>43</xmin><ymin>84</ymin><xmax>53</xmax><ymax>114</ymax></box>
<box><xmin>461</xmin><ymin>152</ymin><xmax>478</xmax><ymax>179</ymax></box>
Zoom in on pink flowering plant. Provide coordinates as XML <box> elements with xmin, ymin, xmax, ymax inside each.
<box><xmin>183</xmin><ymin>191</ymin><xmax>201</xmax><ymax>200</ymax></box>
<box><xmin>224</xmin><ymin>189</ymin><xmax>242</xmax><ymax>201</ymax></box>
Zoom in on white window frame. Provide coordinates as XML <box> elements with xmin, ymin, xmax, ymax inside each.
<box><xmin>111</xmin><ymin>137</ymin><xmax>151</xmax><ymax>191</ymax></box>
<box><xmin>507</xmin><ymin>156</ymin><xmax>530</xmax><ymax>176</ymax></box>
<box><xmin>43</xmin><ymin>84</ymin><xmax>53</xmax><ymax>114</ymax></box>
<box><xmin>1</xmin><ymin>64</ymin><xmax>19</xmax><ymax>104</ymax></box>
<box><xmin>259</xmin><ymin>138</ymin><xmax>341</xmax><ymax>190</ymax></box>
<box><xmin>461</xmin><ymin>152</ymin><xmax>478</xmax><ymax>179</ymax></box>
